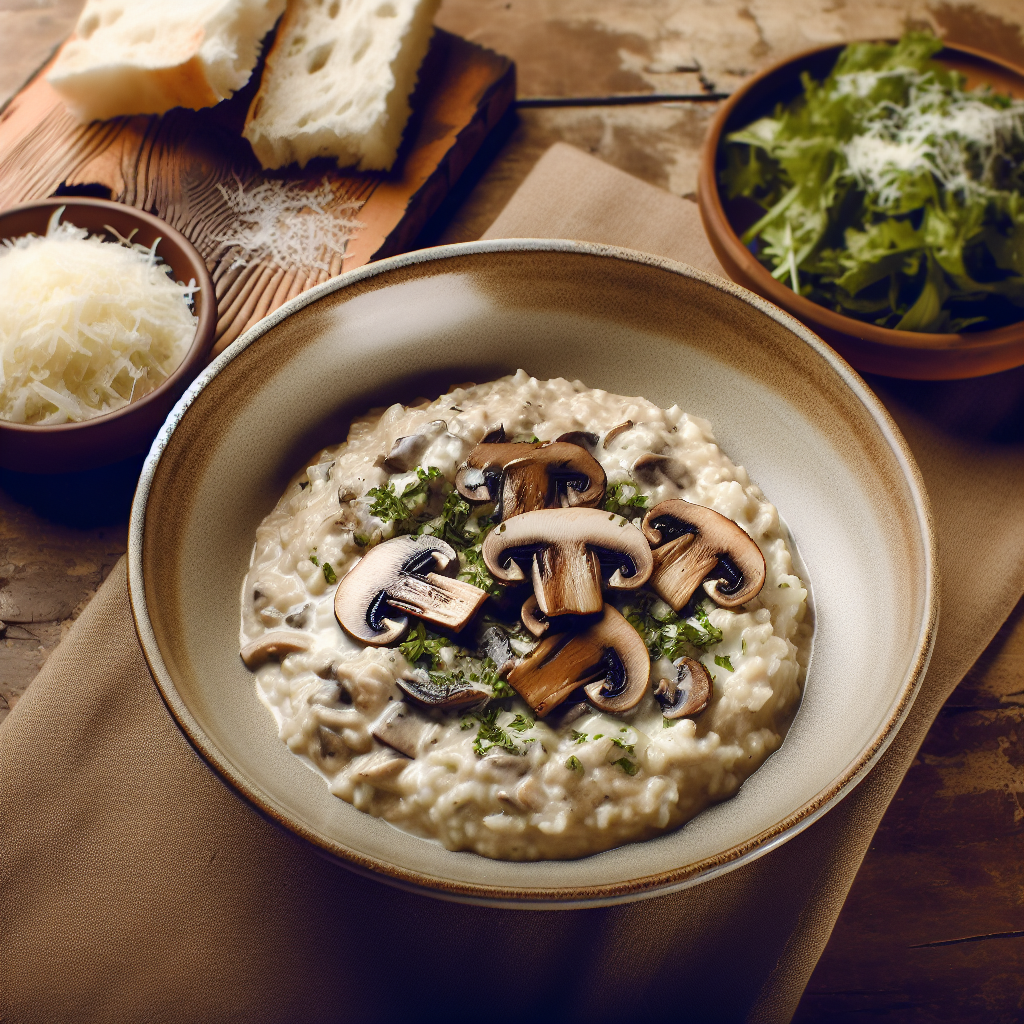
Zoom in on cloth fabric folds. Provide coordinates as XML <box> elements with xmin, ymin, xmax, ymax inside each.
<box><xmin>2</xmin><ymin>143</ymin><xmax>1022</xmax><ymax>1024</ymax></box>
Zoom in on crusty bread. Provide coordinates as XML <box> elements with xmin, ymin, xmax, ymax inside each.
<box><xmin>243</xmin><ymin>0</ymin><xmax>441</xmax><ymax>172</ymax></box>
<box><xmin>47</xmin><ymin>0</ymin><xmax>287</xmax><ymax>123</ymax></box>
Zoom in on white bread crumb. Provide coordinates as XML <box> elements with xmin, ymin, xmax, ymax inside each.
<box><xmin>243</xmin><ymin>0</ymin><xmax>441</xmax><ymax>172</ymax></box>
<box><xmin>48</xmin><ymin>0</ymin><xmax>287</xmax><ymax>123</ymax></box>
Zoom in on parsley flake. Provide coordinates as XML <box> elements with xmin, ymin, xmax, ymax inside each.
<box><xmin>714</xmin><ymin>654</ymin><xmax>734</xmax><ymax>672</ymax></box>
<box><xmin>613</xmin><ymin>757</ymin><xmax>639</xmax><ymax>776</ymax></box>
<box><xmin>565</xmin><ymin>755</ymin><xmax>584</xmax><ymax>773</ymax></box>
<box><xmin>322</xmin><ymin>562</ymin><xmax>337</xmax><ymax>585</ymax></box>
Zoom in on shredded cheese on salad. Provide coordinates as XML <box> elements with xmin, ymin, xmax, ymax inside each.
<box><xmin>0</xmin><ymin>208</ymin><xmax>198</xmax><ymax>425</ymax></box>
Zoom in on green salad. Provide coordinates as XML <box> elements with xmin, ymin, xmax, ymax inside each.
<box><xmin>720</xmin><ymin>32</ymin><xmax>1024</xmax><ymax>333</ymax></box>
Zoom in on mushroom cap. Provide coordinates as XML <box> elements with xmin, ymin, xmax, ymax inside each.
<box><xmin>455</xmin><ymin>440</ymin><xmax>606</xmax><ymax>512</ymax></box>
<box><xmin>520</xmin><ymin>594</ymin><xmax>549</xmax><ymax>637</ymax></box>
<box><xmin>655</xmin><ymin>657</ymin><xmax>713</xmax><ymax>718</ymax></box>
<box><xmin>482</xmin><ymin>506</ymin><xmax>653</xmax><ymax>590</ymax></box>
<box><xmin>334</xmin><ymin>535</ymin><xmax>460</xmax><ymax>645</ymax></box>
<box><xmin>642</xmin><ymin>499</ymin><xmax>766</xmax><ymax>608</ymax></box>
<box><xmin>581</xmin><ymin>606</ymin><xmax>652</xmax><ymax>714</ymax></box>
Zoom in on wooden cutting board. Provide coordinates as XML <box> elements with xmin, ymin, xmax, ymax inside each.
<box><xmin>0</xmin><ymin>29</ymin><xmax>515</xmax><ymax>356</ymax></box>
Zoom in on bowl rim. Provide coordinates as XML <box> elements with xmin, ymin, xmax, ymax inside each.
<box><xmin>127</xmin><ymin>238</ymin><xmax>938</xmax><ymax>907</ymax></box>
<box><xmin>0</xmin><ymin>196</ymin><xmax>217</xmax><ymax>437</ymax></box>
<box><xmin>696</xmin><ymin>41</ymin><xmax>1024</xmax><ymax>362</ymax></box>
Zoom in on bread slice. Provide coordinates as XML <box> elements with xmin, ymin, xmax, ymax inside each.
<box><xmin>243</xmin><ymin>0</ymin><xmax>441</xmax><ymax>172</ymax></box>
<box><xmin>47</xmin><ymin>0</ymin><xmax>287</xmax><ymax>123</ymax></box>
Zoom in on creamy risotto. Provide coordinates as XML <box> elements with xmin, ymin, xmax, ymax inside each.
<box><xmin>241</xmin><ymin>372</ymin><xmax>811</xmax><ymax>860</ymax></box>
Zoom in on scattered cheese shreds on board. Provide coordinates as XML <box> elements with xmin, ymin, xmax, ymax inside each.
<box><xmin>0</xmin><ymin>209</ymin><xmax>198</xmax><ymax>425</ymax></box>
<box><xmin>210</xmin><ymin>176</ymin><xmax>363</xmax><ymax>271</ymax></box>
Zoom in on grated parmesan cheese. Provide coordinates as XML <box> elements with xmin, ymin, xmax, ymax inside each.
<box><xmin>838</xmin><ymin>72</ymin><xmax>1024</xmax><ymax>207</ymax></box>
<box><xmin>210</xmin><ymin>176</ymin><xmax>363</xmax><ymax>272</ymax></box>
<box><xmin>0</xmin><ymin>209</ymin><xmax>198</xmax><ymax>425</ymax></box>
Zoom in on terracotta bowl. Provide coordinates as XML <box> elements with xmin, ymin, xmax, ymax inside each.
<box><xmin>0</xmin><ymin>198</ymin><xmax>216</xmax><ymax>473</ymax></box>
<box><xmin>128</xmin><ymin>240</ymin><xmax>937</xmax><ymax>907</ymax></box>
<box><xmin>697</xmin><ymin>43</ymin><xmax>1024</xmax><ymax>381</ymax></box>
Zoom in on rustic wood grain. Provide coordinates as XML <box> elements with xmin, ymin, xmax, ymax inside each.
<box><xmin>1</xmin><ymin>1</ymin><xmax>1022</xmax><ymax>1020</ymax></box>
<box><xmin>0</xmin><ymin>25</ymin><xmax>514</xmax><ymax>355</ymax></box>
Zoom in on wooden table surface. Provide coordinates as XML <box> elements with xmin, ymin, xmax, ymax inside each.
<box><xmin>1</xmin><ymin>1</ymin><xmax>1021</xmax><ymax>1020</ymax></box>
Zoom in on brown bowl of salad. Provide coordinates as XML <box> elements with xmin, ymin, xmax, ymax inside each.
<box><xmin>697</xmin><ymin>33</ymin><xmax>1024</xmax><ymax>381</ymax></box>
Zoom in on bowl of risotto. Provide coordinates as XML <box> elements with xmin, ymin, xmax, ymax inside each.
<box><xmin>128</xmin><ymin>239</ymin><xmax>936</xmax><ymax>906</ymax></box>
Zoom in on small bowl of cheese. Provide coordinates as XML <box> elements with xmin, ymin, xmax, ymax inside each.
<box><xmin>0</xmin><ymin>197</ymin><xmax>216</xmax><ymax>472</ymax></box>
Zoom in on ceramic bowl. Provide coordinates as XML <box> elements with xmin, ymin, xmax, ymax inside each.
<box><xmin>0</xmin><ymin>198</ymin><xmax>216</xmax><ymax>473</ymax></box>
<box><xmin>697</xmin><ymin>42</ymin><xmax>1024</xmax><ymax>382</ymax></box>
<box><xmin>128</xmin><ymin>240</ymin><xmax>937</xmax><ymax>907</ymax></box>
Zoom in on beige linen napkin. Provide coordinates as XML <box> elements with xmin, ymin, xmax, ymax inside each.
<box><xmin>2</xmin><ymin>143</ymin><xmax>1022</xmax><ymax>1024</ymax></box>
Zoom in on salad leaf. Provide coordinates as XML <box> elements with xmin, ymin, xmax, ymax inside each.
<box><xmin>721</xmin><ymin>31</ymin><xmax>1024</xmax><ymax>332</ymax></box>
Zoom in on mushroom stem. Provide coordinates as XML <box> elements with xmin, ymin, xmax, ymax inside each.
<box><xmin>649</xmin><ymin>534</ymin><xmax>719</xmax><ymax>611</ymax></box>
<box><xmin>532</xmin><ymin>539</ymin><xmax>604</xmax><ymax>617</ymax></box>
<box><xmin>387</xmin><ymin>572</ymin><xmax>490</xmax><ymax>633</ymax></box>
<box><xmin>507</xmin><ymin>606</ymin><xmax>650</xmax><ymax>717</ymax></box>
<box><xmin>501</xmin><ymin>459</ymin><xmax>553</xmax><ymax>519</ymax></box>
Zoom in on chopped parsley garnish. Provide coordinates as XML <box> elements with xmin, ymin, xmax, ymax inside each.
<box><xmin>322</xmin><ymin>562</ymin><xmax>337</xmax><ymax>585</ymax></box>
<box><xmin>398</xmin><ymin>621</ymin><xmax>451</xmax><ymax>669</ymax></box>
<box><xmin>468</xmin><ymin>708</ymin><xmax>522</xmax><ymax>757</ymax></box>
<box><xmin>565</xmin><ymin>755</ymin><xmax>584</xmax><ymax>772</ymax></box>
<box><xmin>365</xmin><ymin>466</ymin><xmax>443</xmax><ymax>532</ymax></box>
<box><xmin>508</xmin><ymin>713</ymin><xmax>534</xmax><ymax>732</ymax></box>
<box><xmin>714</xmin><ymin>654</ymin><xmax>734</xmax><ymax>672</ymax></box>
<box><xmin>603</xmin><ymin>482</ymin><xmax>649</xmax><ymax>520</ymax></box>
<box><xmin>309</xmin><ymin>552</ymin><xmax>320</xmax><ymax>566</ymax></box>
<box><xmin>610</xmin><ymin>736</ymin><xmax>635</xmax><ymax>755</ymax></box>
<box><xmin>489</xmin><ymin>677</ymin><xmax>516</xmax><ymax>699</ymax></box>
<box><xmin>663</xmin><ymin>718</ymin><xmax>678</xmax><ymax>728</ymax></box>
<box><xmin>623</xmin><ymin>594</ymin><xmax>724</xmax><ymax>658</ymax></box>
<box><xmin>457</xmin><ymin>534</ymin><xmax>503</xmax><ymax>596</ymax></box>
<box><xmin>613</xmin><ymin>757</ymin><xmax>639</xmax><ymax>776</ymax></box>
<box><xmin>571</xmin><ymin>730</ymin><xmax>588</xmax><ymax>744</ymax></box>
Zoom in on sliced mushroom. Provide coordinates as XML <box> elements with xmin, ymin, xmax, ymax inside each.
<box><xmin>354</xmin><ymin>748</ymin><xmax>410</xmax><ymax>790</ymax></box>
<box><xmin>655</xmin><ymin>657</ymin><xmax>713</xmax><ymax>718</ymax></box>
<box><xmin>520</xmin><ymin>595</ymin><xmax>549</xmax><ymax>637</ymax></box>
<box><xmin>603</xmin><ymin>420</ymin><xmax>633</xmax><ymax>448</ymax></box>
<box><xmin>334</xmin><ymin>535</ymin><xmax>489</xmax><ymax>645</ymax></box>
<box><xmin>371</xmin><ymin>702</ymin><xmax>441</xmax><ymax>758</ymax></box>
<box><xmin>482</xmin><ymin>507</ymin><xmax>653</xmax><ymax>618</ymax></box>
<box><xmin>479</xmin><ymin>625</ymin><xmax>517</xmax><ymax>676</ymax></box>
<box><xmin>240</xmin><ymin>631</ymin><xmax>312</xmax><ymax>668</ymax></box>
<box><xmin>397</xmin><ymin>673</ymin><xmax>489</xmax><ymax>708</ymax></box>
<box><xmin>546</xmin><ymin>700</ymin><xmax>591</xmax><ymax>729</ymax></box>
<box><xmin>641</xmin><ymin>499</ymin><xmax>766</xmax><ymax>611</ymax></box>
<box><xmin>506</xmin><ymin>606</ymin><xmax>650</xmax><ymax>716</ymax></box>
<box><xmin>381</xmin><ymin>420</ymin><xmax>458</xmax><ymax>472</ymax></box>
<box><xmin>455</xmin><ymin>441</ymin><xmax>606</xmax><ymax>519</ymax></box>
<box><xmin>555</xmin><ymin>430</ymin><xmax>599</xmax><ymax>450</ymax></box>
<box><xmin>632</xmin><ymin>453</ymin><xmax>692</xmax><ymax>489</ymax></box>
